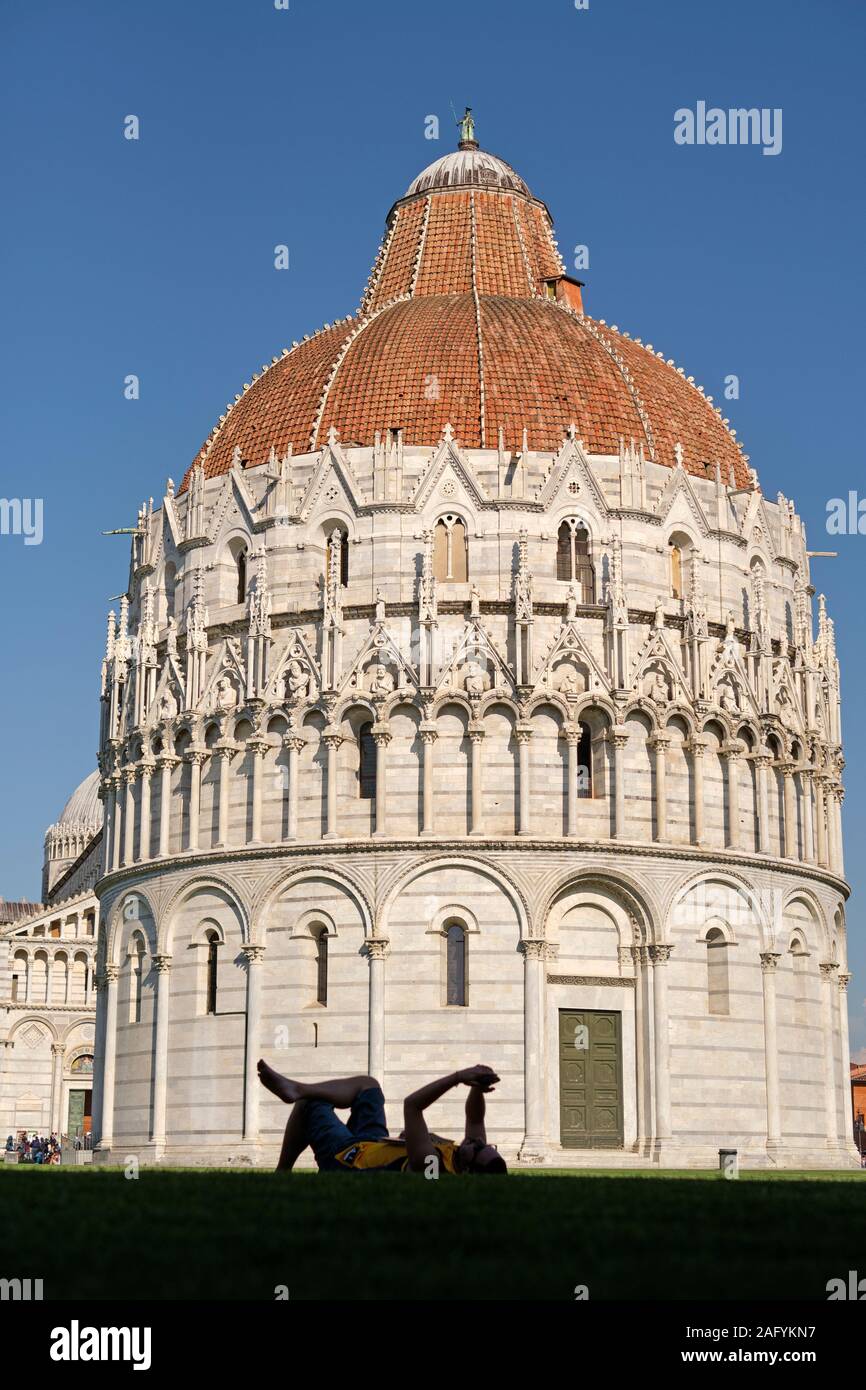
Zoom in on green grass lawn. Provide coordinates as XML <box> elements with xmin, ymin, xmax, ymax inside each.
<box><xmin>3</xmin><ymin>1167</ymin><xmax>863</xmax><ymax>1301</ymax></box>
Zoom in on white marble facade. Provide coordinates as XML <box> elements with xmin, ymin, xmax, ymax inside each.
<box><xmin>89</xmin><ymin>429</ymin><xmax>857</xmax><ymax>1168</ymax></box>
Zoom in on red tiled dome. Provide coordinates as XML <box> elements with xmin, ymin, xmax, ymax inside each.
<box><xmin>182</xmin><ymin>140</ymin><xmax>749</xmax><ymax>491</ymax></box>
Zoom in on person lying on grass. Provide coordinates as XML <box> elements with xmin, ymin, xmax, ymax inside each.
<box><xmin>258</xmin><ymin>1059</ymin><xmax>507</xmax><ymax>1174</ymax></box>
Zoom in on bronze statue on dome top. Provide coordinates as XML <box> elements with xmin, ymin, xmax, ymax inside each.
<box><xmin>457</xmin><ymin>106</ymin><xmax>477</xmax><ymax>147</ymax></box>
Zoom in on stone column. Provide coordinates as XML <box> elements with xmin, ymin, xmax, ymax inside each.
<box><xmin>366</xmin><ymin>939</ymin><xmax>389</xmax><ymax>1080</ymax></box>
<box><xmin>722</xmin><ymin>743</ymin><xmax>741</xmax><ymax>850</ymax></box>
<box><xmin>419</xmin><ymin>725</ymin><xmax>437</xmax><ymax>837</ymax></box>
<box><xmin>215</xmin><ymin>743</ymin><xmax>234</xmax><ymax>847</ymax></box>
<box><xmin>138</xmin><ymin>760</ymin><xmax>154</xmax><ymax>862</ymax></box>
<box><xmin>759</xmin><ymin>952</ymin><xmax>782</xmax><ymax>1149</ymax></box>
<box><xmin>91</xmin><ymin>973</ymin><xmax>107</xmax><ymax>1147</ymax></box>
<box><xmin>688</xmin><ymin>736</ymin><xmax>707</xmax><ymax>846</ymax></box>
<box><xmin>649</xmin><ymin>944</ymin><xmax>673</xmax><ymax>1146</ymax></box>
<box><xmin>611</xmin><ymin>727</ymin><xmax>629</xmax><ymax>840</ymax></box>
<box><xmin>96</xmin><ymin>964</ymin><xmax>120</xmax><ymax>1151</ymax></box>
<box><xmin>565</xmin><ymin>729</ymin><xmax>579</xmax><ymax>838</ymax></box>
<box><xmin>468</xmin><ymin>723</ymin><xmax>485</xmax><ymax>837</ymax></box>
<box><xmin>826</xmin><ymin>784</ymin><xmax>840</xmax><ymax>876</ymax></box>
<box><xmin>111</xmin><ymin>775</ymin><xmax>123</xmax><ymax>871</ymax></box>
<box><xmin>649</xmin><ymin>732</ymin><xmax>670</xmax><ymax>843</ymax></box>
<box><xmin>754</xmin><ymin>752</ymin><xmax>772</xmax><ymax>855</ymax></box>
<box><xmin>516</xmin><ymin>723</ymin><xmax>532</xmax><ymax>836</ymax></box>
<box><xmin>518</xmin><ymin>939</ymin><xmax>546</xmax><ymax>1161</ymax></box>
<box><xmin>249</xmin><ymin>739</ymin><xmax>268</xmax><ymax>844</ymax></box>
<box><xmin>121</xmin><ymin>770</ymin><xmax>135</xmax><ymax>867</ymax></box>
<box><xmin>820</xmin><ymin>962</ymin><xmax>840</xmax><ymax>1148</ymax></box>
<box><xmin>187</xmin><ymin>750</ymin><xmax>205</xmax><ymax>852</ymax></box>
<box><xmin>780</xmin><ymin>761</ymin><xmax>797</xmax><ymax>858</ymax></box>
<box><xmin>241</xmin><ymin>945</ymin><xmax>266</xmax><ymax>1144</ymax></box>
<box><xmin>372</xmin><ymin>725</ymin><xmax>391</xmax><ymax>839</ymax></box>
<box><xmin>150</xmin><ymin>954</ymin><xmax>173</xmax><ymax>1149</ymax></box>
<box><xmin>631</xmin><ymin>945</ymin><xmax>649</xmax><ymax>1150</ymax></box>
<box><xmin>283</xmin><ymin>735</ymin><xmax>303</xmax><ymax>842</ymax></box>
<box><xmin>834</xmin><ymin>787</ymin><xmax>845</xmax><ymax>879</ymax></box>
<box><xmin>157</xmin><ymin>755</ymin><xmax>178</xmax><ymax>858</ymax></box>
<box><xmin>801</xmin><ymin>767</ymin><xmax>815</xmax><ymax>863</ymax></box>
<box><xmin>815</xmin><ymin>776</ymin><xmax>828</xmax><ymax>868</ymax></box>
<box><xmin>323</xmin><ymin>730</ymin><xmax>342</xmax><ymax>839</ymax></box>
<box><xmin>50</xmin><ymin>1043</ymin><xmax>66</xmax><ymax>1136</ymax></box>
<box><xmin>838</xmin><ymin>972</ymin><xmax>853</xmax><ymax>1145</ymax></box>
<box><xmin>102</xmin><ymin>778</ymin><xmax>117</xmax><ymax>875</ymax></box>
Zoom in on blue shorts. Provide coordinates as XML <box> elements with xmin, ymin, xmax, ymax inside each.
<box><xmin>303</xmin><ymin>1085</ymin><xmax>389</xmax><ymax>1171</ymax></box>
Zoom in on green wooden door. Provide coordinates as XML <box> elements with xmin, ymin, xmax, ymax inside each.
<box><xmin>559</xmin><ymin>1009</ymin><xmax>623</xmax><ymax>1149</ymax></box>
<box><xmin>67</xmin><ymin>1089</ymin><xmax>85</xmax><ymax>1137</ymax></box>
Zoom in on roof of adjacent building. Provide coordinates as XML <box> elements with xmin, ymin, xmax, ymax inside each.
<box><xmin>0</xmin><ymin>900</ymin><xmax>42</xmax><ymax>925</ymax></box>
<box><xmin>181</xmin><ymin>128</ymin><xmax>749</xmax><ymax>493</ymax></box>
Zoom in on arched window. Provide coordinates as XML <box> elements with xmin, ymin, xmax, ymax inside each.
<box><xmin>313</xmin><ymin>927</ymin><xmax>329</xmax><ymax>1006</ymax></box>
<box><xmin>706</xmin><ymin>928</ymin><xmax>730</xmax><ymax>1016</ymax></box>
<box><xmin>206</xmin><ymin>930</ymin><xmax>219</xmax><ymax>1015</ymax></box>
<box><xmin>577</xmin><ymin>722</ymin><xmax>593</xmax><ymax>798</ymax></box>
<box><xmin>236</xmin><ymin>549</ymin><xmax>247</xmax><ymax>606</ymax></box>
<box><xmin>433</xmin><ymin>516</ymin><xmax>468</xmax><ymax>582</ymax></box>
<box><xmin>790</xmin><ymin>938</ymin><xmax>809</xmax><ymax>1026</ymax></box>
<box><xmin>556</xmin><ymin>519</ymin><xmax>595</xmax><ymax>602</ymax></box>
<box><xmin>325</xmin><ymin>527</ymin><xmax>349</xmax><ymax>587</ymax></box>
<box><xmin>669</xmin><ymin>542</ymin><xmax>684</xmax><ymax>600</ymax></box>
<box><xmin>358</xmin><ymin>722</ymin><xmax>377</xmax><ymax>799</ymax></box>
<box><xmin>70</xmin><ymin>1054</ymin><xmax>94</xmax><ymax>1075</ymax></box>
<box><xmin>129</xmin><ymin>934</ymin><xmax>146</xmax><ymax>1024</ymax></box>
<box><xmin>445</xmin><ymin>921</ymin><xmax>467</xmax><ymax>1006</ymax></box>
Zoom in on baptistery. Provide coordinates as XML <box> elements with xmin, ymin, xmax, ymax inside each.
<box><xmin>91</xmin><ymin>122</ymin><xmax>855</xmax><ymax>1167</ymax></box>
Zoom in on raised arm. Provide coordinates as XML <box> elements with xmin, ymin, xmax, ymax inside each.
<box><xmin>403</xmin><ymin>1065</ymin><xmax>499</xmax><ymax>1171</ymax></box>
<box><xmin>464</xmin><ymin>1085</ymin><xmax>487</xmax><ymax>1143</ymax></box>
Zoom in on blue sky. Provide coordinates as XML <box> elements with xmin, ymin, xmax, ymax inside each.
<box><xmin>2</xmin><ymin>0</ymin><xmax>864</xmax><ymax>1044</ymax></box>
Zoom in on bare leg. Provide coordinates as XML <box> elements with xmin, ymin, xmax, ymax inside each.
<box><xmin>258</xmin><ymin>1059</ymin><xmax>378</xmax><ymax>1108</ymax></box>
<box><xmin>276</xmin><ymin>1100</ymin><xmax>310</xmax><ymax>1172</ymax></box>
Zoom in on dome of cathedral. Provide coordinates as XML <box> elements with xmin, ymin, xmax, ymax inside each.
<box><xmin>56</xmin><ymin>771</ymin><xmax>102</xmax><ymax>832</ymax></box>
<box><xmin>402</xmin><ymin>145</ymin><xmax>532</xmax><ymax>199</ymax></box>
<box><xmin>183</xmin><ymin>127</ymin><xmax>748</xmax><ymax>494</ymax></box>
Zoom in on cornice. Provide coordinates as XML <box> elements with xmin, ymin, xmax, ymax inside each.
<box><xmin>95</xmin><ymin>834</ymin><xmax>849</xmax><ymax>902</ymax></box>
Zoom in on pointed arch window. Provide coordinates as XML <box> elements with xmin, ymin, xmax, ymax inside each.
<box><xmin>164</xmin><ymin>562</ymin><xmax>177</xmax><ymax>623</ymax></box>
<box><xmin>445</xmin><ymin>921</ymin><xmax>467</xmax><ymax>1006</ymax></box>
<box><xmin>206</xmin><ymin>930</ymin><xmax>219</xmax><ymax>1015</ymax></box>
<box><xmin>669</xmin><ymin>542</ymin><xmax>684</xmax><ymax>600</ymax></box>
<box><xmin>706</xmin><ymin>927</ymin><xmax>730</xmax><ymax>1016</ymax></box>
<box><xmin>556</xmin><ymin>520</ymin><xmax>595</xmax><ymax>602</ymax></box>
<box><xmin>358</xmin><ymin>722</ymin><xmax>377</xmax><ymax>799</ymax></box>
<box><xmin>325</xmin><ymin>527</ymin><xmax>349</xmax><ymax>587</ymax></box>
<box><xmin>236</xmin><ymin>549</ymin><xmax>248</xmax><ymax>606</ymax></box>
<box><xmin>433</xmin><ymin>515</ymin><xmax>468</xmax><ymax>582</ymax></box>
<box><xmin>577</xmin><ymin>722</ymin><xmax>593</xmax><ymax>799</ymax></box>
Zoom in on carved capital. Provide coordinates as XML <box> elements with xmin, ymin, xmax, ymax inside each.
<box><xmin>51</xmin><ymin>1043</ymin><xmax>67</xmax><ymax>1058</ymax></box>
<box><xmin>838</xmin><ymin>971</ymin><xmax>852</xmax><ymax>993</ymax></box>
<box><xmin>759</xmin><ymin>951</ymin><xmax>781</xmax><ymax>973</ymax></box>
<box><xmin>241</xmin><ymin>944</ymin><xmax>266</xmax><ymax>965</ymax></box>
<box><xmin>152</xmin><ymin>953</ymin><xmax>173</xmax><ymax>975</ymax></box>
<box><xmin>819</xmin><ymin>961</ymin><xmax>839</xmax><ymax>980</ymax></box>
<box><xmin>520</xmin><ymin>938</ymin><xmax>547</xmax><ymax>961</ymax></box>
<box><xmin>364</xmin><ymin>938</ymin><xmax>390</xmax><ymax>962</ymax></box>
<box><xmin>648</xmin><ymin>943</ymin><xmax>673</xmax><ymax>965</ymax></box>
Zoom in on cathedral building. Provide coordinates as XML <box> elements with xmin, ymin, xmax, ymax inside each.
<box><xmin>89</xmin><ymin>120</ymin><xmax>855</xmax><ymax>1167</ymax></box>
<box><xmin>0</xmin><ymin>774</ymin><xmax>101</xmax><ymax>1140</ymax></box>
